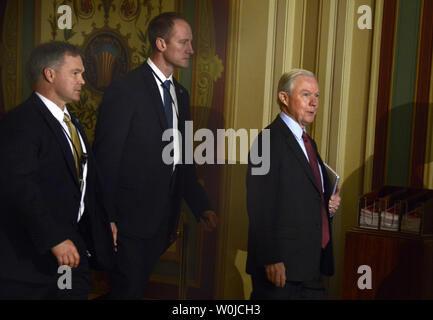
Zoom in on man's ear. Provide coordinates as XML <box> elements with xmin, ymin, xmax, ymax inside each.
<box><xmin>278</xmin><ymin>91</ymin><xmax>289</xmax><ymax>107</ymax></box>
<box><xmin>155</xmin><ymin>37</ymin><xmax>166</xmax><ymax>52</ymax></box>
<box><xmin>42</xmin><ymin>67</ymin><xmax>55</xmax><ymax>83</ymax></box>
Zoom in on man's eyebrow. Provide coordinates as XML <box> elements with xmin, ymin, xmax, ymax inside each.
<box><xmin>299</xmin><ymin>89</ymin><xmax>319</xmax><ymax>93</ymax></box>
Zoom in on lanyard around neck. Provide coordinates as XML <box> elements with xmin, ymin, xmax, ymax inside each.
<box><xmin>150</xmin><ymin>68</ymin><xmax>179</xmax><ymax>118</ymax></box>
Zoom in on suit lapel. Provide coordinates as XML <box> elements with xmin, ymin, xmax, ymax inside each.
<box><xmin>32</xmin><ymin>93</ymin><xmax>79</xmax><ymax>187</ymax></box>
<box><xmin>275</xmin><ymin>116</ymin><xmax>321</xmax><ymax>194</ymax></box>
<box><xmin>140</xmin><ymin>63</ymin><xmax>169</xmax><ymax>130</ymax></box>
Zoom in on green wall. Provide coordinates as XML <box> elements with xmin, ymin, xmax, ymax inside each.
<box><xmin>386</xmin><ymin>0</ymin><xmax>422</xmax><ymax>186</ymax></box>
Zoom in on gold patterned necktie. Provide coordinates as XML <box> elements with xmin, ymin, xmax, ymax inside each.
<box><xmin>63</xmin><ymin>113</ymin><xmax>83</xmax><ymax>178</ymax></box>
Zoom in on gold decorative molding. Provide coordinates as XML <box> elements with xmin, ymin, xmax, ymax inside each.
<box><xmin>2</xmin><ymin>0</ymin><xmax>22</xmax><ymax>111</ymax></box>
<box><xmin>312</xmin><ymin>0</ymin><xmax>338</xmax><ymax>160</ymax></box>
<box><xmin>334</xmin><ymin>0</ymin><xmax>355</xmax><ymax>182</ymax></box>
<box><xmin>364</xmin><ymin>0</ymin><xmax>384</xmax><ymax>193</ymax></box>
<box><xmin>192</xmin><ymin>0</ymin><xmax>223</xmax><ymax>116</ymax></box>
<box><xmin>215</xmin><ymin>0</ymin><xmax>241</xmax><ymax>299</ymax></box>
<box><xmin>261</xmin><ymin>0</ymin><xmax>277</xmax><ymax>129</ymax></box>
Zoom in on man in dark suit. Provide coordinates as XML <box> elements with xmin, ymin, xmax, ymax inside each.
<box><xmin>0</xmin><ymin>41</ymin><xmax>113</xmax><ymax>299</ymax></box>
<box><xmin>246</xmin><ymin>69</ymin><xmax>341</xmax><ymax>299</ymax></box>
<box><xmin>93</xmin><ymin>12</ymin><xmax>217</xmax><ymax>299</ymax></box>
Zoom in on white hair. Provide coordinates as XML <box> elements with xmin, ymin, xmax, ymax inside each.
<box><xmin>277</xmin><ymin>69</ymin><xmax>317</xmax><ymax>107</ymax></box>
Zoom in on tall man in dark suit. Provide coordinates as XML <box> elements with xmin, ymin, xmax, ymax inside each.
<box><xmin>93</xmin><ymin>12</ymin><xmax>217</xmax><ymax>299</ymax></box>
<box><xmin>0</xmin><ymin>41</ymin><xmax>113</xmax><ymax>299</ymax></box>
<box><xmin>246</xmin><ymin>69</ymin><xmax>341</xmax><ymax>299</ymax></box>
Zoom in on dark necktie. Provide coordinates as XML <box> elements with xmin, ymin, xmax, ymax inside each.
<box><xmin>163</xmin><ymin>80</ymin><xmax>173</xmax><ymax>128</ymax></box>
<box><xmin>302</xmin><ymin>132</ymin><xmax>330</xmax><ymax>248</ymax></box>
<box><xmin>64</xmin><ymin>113</ymin><xmax>82</xmax><ymax>179</ymax></box>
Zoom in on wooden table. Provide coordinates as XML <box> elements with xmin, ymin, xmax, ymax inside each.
<box><xmin>342</xmin><ymin>227</ymin><xmax>433</xmax><ymax>299</ymax></box>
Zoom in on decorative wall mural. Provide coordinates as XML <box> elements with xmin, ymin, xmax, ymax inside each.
<box><xmin>30</xmin><ymin>1</ymin><xmax>226</xmax><ymax>298</ymax></box>
<box><xmin>98</xmin><ymin>0</ymin><xmax>116</xmax><ymax>23</ymax></box>
<box><xmin>119</xmin><ymin>0</ymin><xmax>140</xmax><ymax>22</ymax></box>
<box><xmin>74</xmin><ymin>0</ymin><xmax>95</xmax><ymax>19</ymax></box>
<box><xmin>191</xmin><ymin>0</ymin><xmax>224</xmax><ymax>129</ymax></box>
<box><xmin>82</xmin><ymin>27</ymin><xmax>131</xmax><ymax>93</ymax></box>
<box><xmin>37</xmin><ymin>0</ymin><xmax>177</xmax><ymax>143</ymax></box>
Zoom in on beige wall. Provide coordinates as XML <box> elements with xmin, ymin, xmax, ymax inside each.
<box><xmin>216</xmin><ymin>0</ymin><xmax>379</xmax><ymax>299</ymax></box>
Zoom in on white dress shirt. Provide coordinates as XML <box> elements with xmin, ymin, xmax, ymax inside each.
<box><xmin>35</xmin><ymin>92</ymin><xmax>87</xmax><ymax>222</ymax></box>
<box><xmin>147</xmin><ymin>58</ymin><xmax>180</xmax><ymax>169</ymax></box>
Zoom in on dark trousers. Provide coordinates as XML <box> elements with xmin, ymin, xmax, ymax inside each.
<box><xmin>108</xmin><ymin>221</ymin><xmax>173</xmax><ymax>300</ymax></box>
<box><xmin>0</xmin><ymin>224</ymin><xmax>91</xmax><ymax>300</ymax></box>
<box><xmin>250</xmin><ymin>274</ymin><xmax>326</xmax><ymax>300</ymax></box>
<box><xmin>0</xmin><ymin>254</ymin><xmax>90</xmax><ymax>300</ymax></box>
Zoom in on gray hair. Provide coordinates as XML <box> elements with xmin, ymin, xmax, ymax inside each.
<box><xmin>26</xmin><ymin>41</ymin><xmax>82</xmax><ymax>85</ymax></box>
<box><xmin>277</xmin><ymin>69</ymin><xmax>316</xmax><ymax>108</ymax></box>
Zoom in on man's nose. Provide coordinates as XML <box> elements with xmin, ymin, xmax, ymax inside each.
<box><xmin>310</xmin><ymin>96</ymin><xmax>318</xmax><ymax>105</ymax></box>
<box><xmin>187</xmin><ymin>42</ymin><xmax>194</xmax><ymax>55</ymax></box>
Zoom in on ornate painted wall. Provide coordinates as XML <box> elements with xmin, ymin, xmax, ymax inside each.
<box><xmin>1</xmin><ymin>0</ymin><xmax>229</xmax><ymax>299</ymax></box>
<box><xmin>35</xmin><ymin>0</ymin><xmax>178</xmax><ymax>143</ymax></box>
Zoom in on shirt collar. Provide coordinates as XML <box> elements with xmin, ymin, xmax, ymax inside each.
<box><xmin>35</xmin><ymin>91</ymin><xmax>71</xmax><ymax>123</ymax></box>
<box><xmin>147</xmin><ymin>58</ymin><xmax>173</xmax><ymax>85</ymax></box>
<box><xmin>279</xmin><ymin>111</ymin><xmax>305</xmax><ymax>141</ymax></box>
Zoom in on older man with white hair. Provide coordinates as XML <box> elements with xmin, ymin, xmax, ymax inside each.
<box><xmin>246</xmin><ymin>69</ymin><xmax>341</xmax><ymax>299</ymax></box>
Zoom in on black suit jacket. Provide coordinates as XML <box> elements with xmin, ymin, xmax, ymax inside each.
<box><xmin>246</xmin><ymin>115</ymin><xmax>334</xmax><ymax>281</ymax></box>
<box><xmin>93</xmin><ymin>63</ymin><xmax>211</xmax><ymax>240</ymax></box>
<box><xmin>0</xmin><ymin>93</ymin><xmax>114</xmax><ymax>284</ymax></box>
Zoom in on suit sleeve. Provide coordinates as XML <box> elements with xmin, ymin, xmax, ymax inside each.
<box><xmin>0</xmin><ymin>123</ymin><xmax>71</xmax><ymax>254</ymax></box>
<box><xmin>182</xmin><ymin>164</ymin><xmax>213</xmax><ymax>221</ymax></box>
<box><xmin>177</xmin><ymin>89</ymin><xmax>212</xmax><ymax>220</ymax></box>
<box><xmin>246</xmin><ymin>131</ymin><xmax>283</xmax><ymax>266</ymax></box>
<box><xmin>93</xmin><ymin>82</ymin><xmax>135</xmax><ymax>222</ymax></box>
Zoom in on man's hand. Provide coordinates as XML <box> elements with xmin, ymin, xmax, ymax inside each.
<box><xmin>110</xmin><ymin>222</ymin><xmax>118</xmax><ymax>252</ymax></box>
<box><xmin>51</xmin><ymin>239</ymin><xmax>80</xmax><ymax>268</ymax></box>
<box><xmin>199</xmin><ymin>210</ymin><xmax>217</xmax><ymax>231</ymax></box>
<box><xmin>328</xmin><ymin>185</ymin><xmax>341</xmax><ymax>214</ymax></box>
<box><xmin>265</xmin><ymin>262</ymin><xmax>286</xmax><ymax>287</ymax></box>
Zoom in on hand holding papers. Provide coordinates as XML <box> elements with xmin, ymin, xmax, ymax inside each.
<box><xmin>323</xmin><ymin>162</ymin><xmax>339</xmax><ymax>195</ymax></box>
